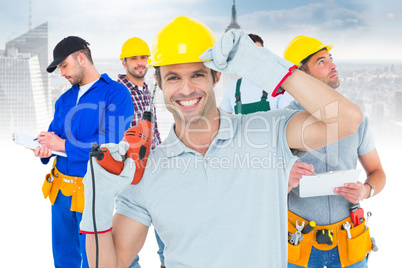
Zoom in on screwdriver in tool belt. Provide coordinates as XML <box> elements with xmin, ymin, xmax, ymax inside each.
<box><xmin>301</xmin><ymin>221</ymin><xmax>316</xmax><ymax>234</ymax></box>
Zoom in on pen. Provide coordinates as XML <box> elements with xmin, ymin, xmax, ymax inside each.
<box><xmin>33</xmin><ymin>131</ymin><xmax>54</xmax><ymax>141</ymax></box>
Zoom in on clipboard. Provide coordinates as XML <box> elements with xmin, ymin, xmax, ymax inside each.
<box><xmin>299</xmin><ymin>169</ymin><xmax>361</xmax><ymax>198</ymax></box>
<box><xmin>12</xmin><ymin>131</ymin><xmax>67</xmax><ymax>157</ymax></box>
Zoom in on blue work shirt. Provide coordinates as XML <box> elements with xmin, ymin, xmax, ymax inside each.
<box><xmin>41</xmin><ymin>73</ymin><xmax>134</xmax><ymax>177</ymax></box>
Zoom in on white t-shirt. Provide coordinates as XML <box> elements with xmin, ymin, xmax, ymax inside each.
<box><xmin>77</xmin><ymin>80</ymin><xmax>97</xmax><ymax>104</ymax></box>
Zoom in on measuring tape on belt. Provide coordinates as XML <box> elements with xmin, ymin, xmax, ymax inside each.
<box><xmin>287</xmin><ymin>210</ymin><xmax>373</xmax><ymax>267</ymax></box>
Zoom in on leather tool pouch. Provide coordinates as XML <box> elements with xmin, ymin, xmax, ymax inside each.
<box><xmin>57</xmin><ymin>170</ymin><xmax>84</xmax><ymax>213</ymax></box>
<box><xmin>41</xmin><ymin>157</ymin><xmax>84</xmax><ymax>212</ymax></box>
<box><xmin>288</xmin><ymin>211</ymin><xmax>373</xmax><ymax>267</ymax></box>
<box><xmin>42</xmin><ymin>173</ymin><xmax>53</xmax><ymax>199</ymax></box>
<box><xmin>42</xmin><ymin>158</ymin><xmax>60</xmax><ymax>205</ymax></box>
<box><xmin>70</xmin><ymin>177</ymin><xmax>85</xmax><ymax>213</ymax></box>
<box><xmin>338</xmin><ymin>218</ymin><xmax>372</xmax><ymax>266</ymax></box>
<box><xmin>288</xmin><ymin>211</ymin><xmax>314</xmax><ymax>266</ymax></box>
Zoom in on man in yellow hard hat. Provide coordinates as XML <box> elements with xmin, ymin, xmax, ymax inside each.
<box><xmin>81</xmin><ymin>17</ymin><xmax>362</xmax><ymax>267</ymax></box>
<box><xmin>284</xmin><ymin>35</ymin><xmax>386</xmax><ymax>268</ymax></box>
<box><xmin>118</xmin><ymin>37</ymin><xmax>162</xmax><ymax>151</ymax></box>
<box><xmin>117</xmin><ymin>37</ymin><xmax>165</xmax><ymax>268</ymax></box>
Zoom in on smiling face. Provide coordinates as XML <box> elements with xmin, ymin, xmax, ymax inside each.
<box><xmin>123</xmin><ymin>55</ymin><xmax>149</xmax><ymax>81</ymax></box>
<box><xmin>157</xmin><ymin>62</ymin><xmax>220</xmax><ymax>125</ymax></box>
<box><xmin>304</xmin><ymin>49</ymin><xmax>340</xmax><ymax>89</ymax></box>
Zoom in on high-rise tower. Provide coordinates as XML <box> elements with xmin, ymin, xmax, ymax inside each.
<box><xmin>216</xmin><ymin>1</ymin><xmax>242</xmax><ymax>105</ymax></box>
<box><xmin>225</xmin><ymin>0</ymin><xmax>241</xmax><ymax>32</ymax></box>
<box><xmin>0</xmin><ymin>22</ymin><xmax>50</xmax><ymax>137</ymax></box>
<box><xmin>5</xmin><ymin>22</ymin><xmax>49</xmax><ymax>103</ymax></box>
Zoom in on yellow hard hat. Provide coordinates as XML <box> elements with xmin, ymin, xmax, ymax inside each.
<box><xmin>283</xmin><ymin>35</ymin><xmax>334</xmax><ymax>66</ymax></box>
<box><xmin>149</xmin><ymin>16</ymin><xmax>216</xmax><ymax>67</ymax></box>
<box><xmin>120</xmin><ymin>37</ymin><xmax>150</xmax><ymax>61</ymax></box>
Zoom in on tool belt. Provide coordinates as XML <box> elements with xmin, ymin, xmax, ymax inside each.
<box><xmin>42</xmin><ymin>157</ymin><xmax>85</xmax><ymax>213</ymax></box>
<box><xmin>288</xmin><ymin>210</ymin><xmax>372</xmax><ymax>267</ymax></box>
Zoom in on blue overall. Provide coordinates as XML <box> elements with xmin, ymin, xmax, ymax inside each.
<box><xmin>41</xmin><ymin>74</ymin><xmax>134</xmax><ymax>267</ymax></box>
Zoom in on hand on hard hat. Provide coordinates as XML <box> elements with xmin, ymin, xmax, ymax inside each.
<box><xmin>200</xmin><ymin>30</ymin><xmax>297</xmax><ymax>97</ymax></box>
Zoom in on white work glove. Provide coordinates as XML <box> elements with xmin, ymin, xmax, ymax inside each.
<box><xmin>199</xmin><ymin>29</ymin><xmax>297</xmax><ymax>97</ymax></box>
<box><xmin>80</xmin><ymin>141</ymin><xmax>135</xmax><ymax>233</ymax></box>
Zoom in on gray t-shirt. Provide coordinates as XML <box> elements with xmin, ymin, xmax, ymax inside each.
<box><xmin>286</xmin><ymin>100</ymin><xmax>375</xmax><ymax>225</ymax></box>
<box><xmin>116</xmin><ymin>109</ymin><xmax>298</xmax><ymax>267</ymax></box>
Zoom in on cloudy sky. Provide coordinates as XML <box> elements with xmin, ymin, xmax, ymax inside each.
<box><xmin>1</xmin><ymin>0</ymin><xmax>402</xmax><ymax>62</ymax></box>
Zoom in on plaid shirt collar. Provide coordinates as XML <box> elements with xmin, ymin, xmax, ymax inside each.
<box><xmin>117</xmin><ymin>74</ymin><xmax>148</xmax><ymax>93</ymax></box>
<box><xmin>117</xmin><ymin>74</ymin><xmax>161</xmax><ymax>148</ymax></box>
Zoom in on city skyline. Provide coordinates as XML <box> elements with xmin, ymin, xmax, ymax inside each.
<box><xmin>2</xmin><ymin>1</ymin><xmax>401</xmax><ymax>139</ymax></box>
<box><xmin>1</xmin><ymin>0</ymin><xmax>402</xmax><ymax>61</ymax></box>
<box><xmin>0</xmin><ymin>22</ymin><xmax>51</xmax><ymax>138</ymax></box>
<box><xmin>0</xmin><ymin>1</ymin><xmax>401</xmax><ymax>267</ymax></box>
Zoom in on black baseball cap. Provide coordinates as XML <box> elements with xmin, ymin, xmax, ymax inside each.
<box><xmin>47</xmin><ymin>36</ymin><xmax>90</xmax><ymax>73</ymax></box>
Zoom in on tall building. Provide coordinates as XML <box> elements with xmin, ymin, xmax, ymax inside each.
<box><xmin>225</xmin><ymin>0</ymin><xmax>241</xmax><ymax>32</ymax></box>
<box><xmin>6</xmin><ymin>22</ymin><xmax>49</xmax><ymax>100</ymax></box>
<box><xmin>217</xmin><ymin>1</ymin><xmax>242</xmax><ymax>106</ymax></box>
<box><xmin>0</xmin><ymin>22</ymin><xmax>50</xmax><ymax>138</ymax></box>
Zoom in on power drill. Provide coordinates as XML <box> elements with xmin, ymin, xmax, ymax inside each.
<box><xmin>90</xmin><ymin>83</ymin><xmax>157</xmax><ymax>184</ymax></box>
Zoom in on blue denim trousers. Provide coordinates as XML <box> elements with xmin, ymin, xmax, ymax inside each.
<box><xmin>51</xmin><ymin>191</ymin><xmax>89</xmax><ymax>268</ymax></box>
<box><xmin>129</xmin><ymin>229</ymin><xmax>165</xmax><ymax>267</ymax></box>
<box><xmin>288</xmin><ymin>246</ymin><xmax>367</xmax><ymax>268</ymax></box>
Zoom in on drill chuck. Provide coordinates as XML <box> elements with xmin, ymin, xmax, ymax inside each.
<box><xmin>142</xmin><ymin>111</ymin><xmax>152</xmax><ymax>123</ymax></box>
